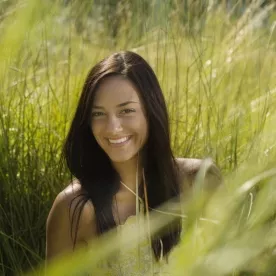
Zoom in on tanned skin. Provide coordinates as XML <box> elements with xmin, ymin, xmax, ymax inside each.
<box><xmin>46</xmin><ymin>158</ymin><xmax>222</xmax><ymax>262</ymax></box>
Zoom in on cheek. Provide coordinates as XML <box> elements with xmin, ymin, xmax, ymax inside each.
<box><xmin>91</xmin><ymin>122</ymin><xmax>102</xmax><ymax>143</ymax></box>
<box><xmin>135</xmin><ymin>116</ymin><xmax>148</xmax><ymax>142</ymax></box>
<box><xmin>91</xmin><ymin>119</ymin><xmax>102</xmax><ymax>134</ymax></box>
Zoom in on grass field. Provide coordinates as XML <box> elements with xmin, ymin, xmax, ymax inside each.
<box><xmin>0</xmin><ymin>0</ymin><xmax>276</xmax><ymax>275</ymax></box>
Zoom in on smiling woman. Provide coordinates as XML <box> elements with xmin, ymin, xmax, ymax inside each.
<box><xmin>90</xmin><ymin>75</ymin><xmax>148</xmax><ymax>164</ymax></box>
<box><xmin>45</xmin><ymin>51</ymin><xmax>222</xmax><ymax>275</ymax></box>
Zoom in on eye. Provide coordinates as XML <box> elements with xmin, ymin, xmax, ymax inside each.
<box><xmin>91</xmin><ymin>111</ymin><xmax>105</xmax><ymax>117</ymax></box>
<box><xmin>120</xmin><ymin>108</ymin><xmax>135</xmax><ymax>114</ymax></box>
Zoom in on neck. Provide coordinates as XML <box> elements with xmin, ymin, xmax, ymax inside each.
<box><xmin>112</xmin><ymin>155</ymin><xmax>142</xmax><ymax>192</ymax></box>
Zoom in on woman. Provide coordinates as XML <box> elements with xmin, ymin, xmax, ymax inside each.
<box><xmin>46</xmin><ymin>51</ymin><xmax>221</xmax><ymax>275</ymax></box>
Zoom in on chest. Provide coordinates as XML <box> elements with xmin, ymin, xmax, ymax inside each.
<box><xmin>112</xmin><ymin>191</ymin><xmax>141</xmax><ymax>225</ymax></box>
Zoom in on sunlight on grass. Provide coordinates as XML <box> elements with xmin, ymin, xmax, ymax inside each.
<box><xmin>0</xmin><ymin>0</ymin><xmax>276</xmax><ymax>275</ymax></box>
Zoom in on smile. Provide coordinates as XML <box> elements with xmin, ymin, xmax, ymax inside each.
<box><xmin>107</xmin><ymin>136</ymin><xmax>132</xmax><ymax>146</ymax></box>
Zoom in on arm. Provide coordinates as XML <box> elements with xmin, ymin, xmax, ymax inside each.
<box><xmin>46</xmin><ymin>184</ymin><xmax>97</xmax><ymax>262</ymax></box>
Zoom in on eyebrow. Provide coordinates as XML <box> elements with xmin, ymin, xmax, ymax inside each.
<box><xmin>92</xmin><ymin>101</ymin><xmax>139</xmax><ymax>109</ymax></box>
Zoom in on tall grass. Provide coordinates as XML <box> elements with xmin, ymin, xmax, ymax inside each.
<box><xmin>0</xmin><ymin>0</ymin><xmax>276</xmax><ymax>275</ymax></box>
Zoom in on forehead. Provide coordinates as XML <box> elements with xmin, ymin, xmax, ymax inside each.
<box><xmin>93</xmin><ymin>75</ymin><xmax>141</xmax><ymax>105</ymax></box>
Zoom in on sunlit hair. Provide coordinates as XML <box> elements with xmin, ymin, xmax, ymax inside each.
<box><xmin>62</xmin><ymin>51</ymin><xmax>181</xmax><ymax>260</ymax></box>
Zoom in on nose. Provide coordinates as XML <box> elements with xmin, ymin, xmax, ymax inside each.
<box><xmin>105</xmin><ymin>114</ymin><xmax>123</xmax><ymax>135</ymax></box>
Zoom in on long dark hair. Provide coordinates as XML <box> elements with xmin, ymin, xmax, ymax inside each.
<box><xmin>62</xmin><ymin>51</ymin><xmax>181</xmax><ymax>260</ymax></box>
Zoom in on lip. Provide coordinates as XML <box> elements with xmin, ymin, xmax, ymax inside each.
<box><xmin>106</xmin><ymin>135</ymin><xmax>132</xmax><ymax>147</ymax></box>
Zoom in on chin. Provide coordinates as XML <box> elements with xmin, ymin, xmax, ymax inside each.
<box><xmin>108</xmin><ymin>153</ymin><xmax>137</xmax><ymax>164</ymax></box>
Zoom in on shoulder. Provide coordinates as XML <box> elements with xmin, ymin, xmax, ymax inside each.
<box><xmin>175</xmin><ymin>158</ymin><xmax>203</xmax><ymax>176</ymax></box>
<box><xmin>175</xmin><ymin>157</ymin><xmax>222</xmax><ymax>193</ymax></box>
<box><xmin>47</xmin><ymin>180</ymin><xmax>93</xmax><ymax>222</ymax></box>
<box><xmin>46</xmin><ymin>180</ymin><xmax>96</xmax><ymax>260</ymax></box>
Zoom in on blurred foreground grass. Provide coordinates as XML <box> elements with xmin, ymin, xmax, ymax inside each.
<box><xmin>0</xmin><ymin>0</ymin><xmax>276</xmax><ymax>275</ymax></box>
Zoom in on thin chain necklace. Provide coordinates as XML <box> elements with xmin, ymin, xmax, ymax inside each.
<box><xmin>114</xmin><ymin>181</ymin><xmax>142</xmax><ymax>225</ymax></box>
<box><xmin>120</xmin><ymin>181</ymin><xmax>143</xmax><ymax>201</ymax></box>
<box><xmin>120</xmin><ymin>176</ymin><xmax>164</xmax><ymax>262</ymax></box>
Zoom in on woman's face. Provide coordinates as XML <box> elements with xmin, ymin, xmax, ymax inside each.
<box><xmin>90</xmin><ymin>75</ymin><xmax>148</xmax><ymax>164</ymax></box>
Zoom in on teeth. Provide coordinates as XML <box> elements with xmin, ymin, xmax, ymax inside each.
<box><xmin>108</xmin><ymin>136</ymin><xmax>129</xmax><ymax>144</ymax></box>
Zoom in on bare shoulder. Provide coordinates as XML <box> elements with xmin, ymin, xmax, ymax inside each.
<box><xmin>175</xmin><ymin>158</ymin><xmax>203</xmax><ymax>176</ymax></box>
<box><xmin>175</xmin><ymin>157</ymin><xmax>222</xmax><ymax>192</ymax></box>
<box><xmin>48</xmin><ymin>180</ymin><xmax>93</xmax><ymax>222</ymax></box>
<box><xmin>46</xmin><ymin>179</ymin><xmax>96</xmax><ymax>260</ymax></box>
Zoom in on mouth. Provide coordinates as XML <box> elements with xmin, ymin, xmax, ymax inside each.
<box><xmin>107</xmin><ymin>136</ymin><xmax>132</xmax><ymax>147</ymax></box>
